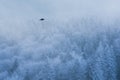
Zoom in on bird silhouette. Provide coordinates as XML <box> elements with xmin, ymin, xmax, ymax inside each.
<box><xmin>40</xmin><ymin>18</ymin><xmax>45</xmax><ymax>21</ymax></box>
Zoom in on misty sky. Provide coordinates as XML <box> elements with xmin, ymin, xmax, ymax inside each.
<box><xmin>0</xmin><ymin>0</ymin><xmax>120</xmax><ymax>20</ymax></box>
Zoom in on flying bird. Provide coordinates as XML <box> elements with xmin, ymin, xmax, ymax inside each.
<box><xmin>40</xmin><ymin>18</ymin><xmax>45</xmax><ymax>21</ymax></box>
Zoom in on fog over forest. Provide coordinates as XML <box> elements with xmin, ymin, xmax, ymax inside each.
<box><xmin>0</xmin><ymin>0</ymin><xmax>120</xmax><ymax>80</ymax></box>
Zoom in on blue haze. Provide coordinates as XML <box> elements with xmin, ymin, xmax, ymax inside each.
<box><xmin>0</xmin><ymin>0</ymin><xmax>120</xmax><ymax>80</ymax></box>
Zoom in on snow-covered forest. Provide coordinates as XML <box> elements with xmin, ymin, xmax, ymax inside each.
<box><xmin>0</xmin><ymin>18</ymin><xmax>120</xmax><ymax>80</ymax></box>
<box><xmin>0</xmin><ymin>0</ymin><xmax>120</xmax><ymax>80</ymax></box>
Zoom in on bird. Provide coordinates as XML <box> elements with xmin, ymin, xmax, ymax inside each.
<box><xmin>40</xmin><ymin>18</ymin><xmax>45</xmax><ymax>21</ymax></box>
